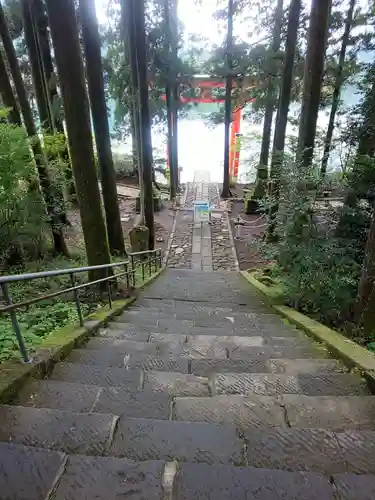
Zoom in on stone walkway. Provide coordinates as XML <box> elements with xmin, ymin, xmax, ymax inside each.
<box><xmin>168</xmin><ymin>171</ymin><xmax>237</xmax><ymax>271</ymax></box>
<box><xmin>2</xmin><ymin>269</ymin><xmax>375</xmax><ymax>498</ymax></box>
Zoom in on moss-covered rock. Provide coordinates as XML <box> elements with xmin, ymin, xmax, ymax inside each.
<box><xmin>129</xmin><ymin>225</ymin><xmax>149</xmax><ymax>253</ymax></box>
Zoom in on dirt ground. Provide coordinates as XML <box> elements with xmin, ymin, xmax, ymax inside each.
<box><xmin>65</xmin><ymin>185</ymin><xmax>175</xmax><ymax>255</ymax></box>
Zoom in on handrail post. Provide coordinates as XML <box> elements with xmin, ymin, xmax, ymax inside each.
<box><xmin>149</xmin><ymin>255</ymin><xmax>152</xmax><ymax>277</ymax></box>
<box><xmin>106</xmin><ymin>269</ymin><xmax>112</xmax><ymax>309</ymax></box>
<box><xmin>124</xmin><ymin>262</ymin><xmax>130</xmax><ymax>290</ymax></box>
<box><xmin>70</xmin><ymin>273</ymin><xmax>84</xmax><ymax>326</ymax></box>
<box><xmin>131</xmin><ymin>254</ymin><xmax>136</xmax><ymax>287</ymax></box>
<box><xmin>1</xmin><ymin>283</ymin><xmax>30</xmax><ymax>363</ymax></box>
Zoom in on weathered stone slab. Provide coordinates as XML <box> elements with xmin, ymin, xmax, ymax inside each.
<box><xmin>297</xmin><ymin>374</ymin><xmax>368</xmax><ymax>396</ymax></box>
<box><xmin>110</xmin><ymin>417</ymin><xmax>242</xmax><ymax>465</ymax></box>
<box><xmin>0</xmin><ymin>405</ymin><xmax>117</xmax><ymax>455</ymax></box>
<box><xmin>180</xmin><ymin>343</ymin><xmax>228</xmax><ymax>359</ymax></box>
<box><xmin>173</xmin><ymin>395</ymin><xmax>286</xmax><ymax>430</ymax></box>
<box><xmin>99</xmin><ymin>327</ymin><xmax>149</xmax><ymax>341</ymax></box>
<box><xmin>67</xmin><ymin>348</ymin><xmax>133</xmax><ymax>369</ymax></box>
<box><xmin>0</xmin><ymin>443</ymin><xmax>66</xmax><ymax>500</ymax></box>
<box><xmin>333</xmin><ymin>474</ymin><xmax>375</xmax><ymax>500</ymax></box>
<box><xmin>127</xmin><ymin>354</ymin><xmax>189</xmax><ymax>373</ymax></box>
<box><xmin>334</xmin><ymin>431</ymin><xmax>375</xmax><ymax>474</ymax></box>
<box><xmin>50</xmin><ymin>363</ymin><xmax>142</xmax><ymax>389</ymax></box>
<box><xmin>283</xmin><ymin>395</ymin><xmax>375</xmax><ymax>431</ymax></box>
<box><xmin>54</xmin><ymin>456</ymin><xmax>165</xmax><ymax>500</ymax></box>
<box><xmin>245</xmin><ymin>428</ymin><xmax>346</xmax><ymax>474</ymax></box>
<box><xmin>86</xmin><ymin>338</ymin><xmax>179</xmax><ymax>356</ymax></box>
<box><xmin>173</xmin><ymin>463</ymin><xmax>334</xmax><ymax>499</ymax></box>
<box><xmin>17</xmin><ymin>380</ymin><xmax>100</xmax><ymax>412</ymax></box>
<box><xmin>188</xmin><ymin>334</ymin><xmax>264</xmax><ymax>347</ymax></box>
<box><xmin>191</xmin><ymin>358</ymin><xmax>269</xmax><ymax>376</ymax></box>
<box><xmin>229</xmin><ymin>345</ymin><xmax>324</xmax><ymax>360</ymax></box>
<box><xmin>266</xmin><ymin>358</ymin><xmax>343</xmax><ymax>374</ymax></box>
<box><xmin>149</xmin><ymin>332</ymin><xmax>188</xmax><ymax>344</ymax></box>
<box><xmin>213</xmin><ymin>373</ymin><xmax>301</xmax><ymax>396</ymax></box>
<box><xmin>144</xmin><ymin>371</ymin><xmax>210</xmax><ymax>396</ymax></box>
<box><xmin>93</xmin><ymin>387</ymin><xmax>171</xmax><ymax>420</ymax></box>
<box><xmin>333</xmin><ymin>473</ymin><xmax>375</xmax><ymax>499</ymax></box>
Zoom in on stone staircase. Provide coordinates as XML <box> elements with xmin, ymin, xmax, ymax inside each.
<box><xmin>2</xmin><ymin>270</ymin><xmax>375</xmax><ymax>499</ymax></box>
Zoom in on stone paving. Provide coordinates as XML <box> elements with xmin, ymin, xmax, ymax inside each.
<box><xmin>167</xmin><ymin>171</ymin><xmax>237</xmax><ymax>271</ymax></box>
<box><xmin>3</xmin><ymin>269</ymin><xmax>375</xmax><ymax>498</ymax></box>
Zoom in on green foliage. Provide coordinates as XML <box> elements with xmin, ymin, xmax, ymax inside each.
<box><xmin>260</xmin><ymin>159</ymin><xmax>363</xmax><ymax>328</ymax></box>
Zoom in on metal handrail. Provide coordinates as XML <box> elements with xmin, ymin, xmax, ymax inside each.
<box><xmin>0</xmin><ymin>248</ymin><xmax>163</xmax><ymax>363</ymax></box>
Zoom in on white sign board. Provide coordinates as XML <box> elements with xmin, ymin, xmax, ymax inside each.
<box><xmin>193</xmin><ymin>201</ymin><xmax>210</xmax><ymax>223</ymax></box>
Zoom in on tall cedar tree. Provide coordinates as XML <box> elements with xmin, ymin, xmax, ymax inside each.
<box><xmin>164</xmin><ymin>0</ymin><xmax>177</xmax><ymax>200</ymax></box>
<box><xmin>254</xmin><ymin>0</ymin><xmax>284</xmax><ymax>199</ymax></box>
<box><xmin>171</xmin><ymin>0</ymin><xmax>179</xmax><ymax>193</ymax></box>
<box><xmin>45</xmin><ymin>0</ymin><xmax>111</xmax><ymax>275</ymax></box>
<box><xmin>297</xmin><ymin>0</ymin><xmax>332</xmax><ymax>168</ymax></box>
<box><xmin>221</xmin><ymin>0</ymin><xmax>233</xmax><ymax>199</ymax></box>
<box><xmin>0</xmin><ymin>47</ymin><xmax>21</xmax><ymax>125</ymax></box>
<box><xmin>320</xmin><ymin>0</ymin><xmax>355</xmax><ymax>177</ymax></box>
<box><xmin>267</xmin><ymin>0</ymin><xmax>302</xmax><ymax>238</ymax></box>
<box><xmin>79</xmin><ymin>0</ymin><xmax>125</xmax><ymax>255</ymax></box>
<box><xmin>120</xmin><ymin>0</ymin><xmax>144</xmax><ymax>220</ymax></box>
<box><xmin>0</xmin><ymin>0</ymin><xmax>68</xmax><ymax>255</ymax></box>
<box><xmin>132</xmin><ymin>0</ymin><xmax>155</xmax><ymax>248</ymax></box>
<box><xmin>21</xmin><ymin>0</ymin><xmax>52</xmax><ymax>133</ymax></box>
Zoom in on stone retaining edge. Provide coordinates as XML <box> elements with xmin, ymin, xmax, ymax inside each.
<box><xmin>241</xmin><ymin>270</ymin><xmax>375</xmax><ymax>386</ymax></box>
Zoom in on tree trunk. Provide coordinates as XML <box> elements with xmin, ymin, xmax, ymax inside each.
<box><xmin>320</xmin><ymin>0</ymin><xmax>355</xmax><ymax>178</ymax></box>
<box><xmin>164</xmin><ymin>0</ymin><xmax>176</xmax><ymax>200</ymax></box>
<box><xmin>356</xmin><ymin>208</ymin><xmax>375</xmax><ymax>334</ymax></box>
<box><xmin>253</xmin><ymin>0</ymin><xmax>284</xmax><ymax>200</ymax></box>
<box><xmin>132</xmin><ymin>0</ymin><xmax>155</xmax><ymax>249</ymax></box>
<box><xmin>0</xmin><ymin>48</ymin><xmax>22</xmax><ymax>125</ymax></box>
<box><xmin>171</xmin><ymin>0</ymin><xmax>179</xmax><ymax>193</ymax></box>
<box><xmin>0</xmin><ymin>1</ymin><xmax>68</xmax><ymax>255</ymax></box>
<box><xmin>45</xmin><ymin>0</ymin><xmax>111</xmax><ymax>275</ymax></box>
<box><xmin>267</xmin><ymin>0</ymin><xmax>302</xmax><ymax>240</ymax></box>
<box><xmin>120</xmin><ymin>0</ymin><xmax>144</xmax><ymax>222</ymax></box>
<box><xmin>79</xmin><ymin>0</ymin><xmax>125</xmax><ymax>256</ymax></box>
<box><xmin>32</xmin><ymin>0</ymin><xmax>73</xmax><ymax>191</ymax></box>
<box><xmin>21</xmin><ymin>0</ymin><xmax>52</xmax><ymax>133</ymax></box>
<box><xmin>297</xmin><ymin>0</ymin><xmax>332</xmax><ymax>169</ymax></box>
<box><xmin>221</xmin><ymin>0</ymin><xmax>233</xmax><ymax>199</ymax></box>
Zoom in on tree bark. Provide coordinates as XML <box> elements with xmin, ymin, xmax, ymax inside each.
<box><xmin>171</xmin><ymin>0</ymin><xmax>179</xmax><ymax>193</ymax></box>
<box><xmin>164</xmin><ymin>0</ymin><xmax>176</xmax><ymax>200</ymax></box>
<box><xmin>45</xmin><ymin>0</ymin><xmax>111</xmax><ymax>275</ymax></box>
<box><xmin>79</xmin><ymin>0</ymin><xmax>125</xmax><ymax>256</ymax></box>
<box><xmin>356</xmin><ymin>208</ymin><xmax>375</xmax><ymax>334</ymax></box>
<box><xmin>0</xmin><ymin>48</ymin><xmax>21</xmax><ymax>125</ymax></box>
<box><xmin>120</xmin><ymin>0</ymin><xmax>144</xmax><ymax>222</ymax></box>
<box><xmin>221</xmin><ymin>0</ymin><xmax>233</xmax><ymax>199</ymax></box>
<box><xmin>132</xmin><ymin>0</ymin><xmax>155</xmax><ymax>249</ymax></box>
<box><xmin>320</xmin><ymin>0</ymin><xmax>355</xmax><ymax>178</ymax></box>
<box><xmin>253</xmin><ymin>0</ymin><xmax>284</xmax><ymax>200</ymax></box>
<box><xmin>21</xmin><ymin>0</ymin><xmax>52</xmax><ymax>132</ymax></box>
<box><xmin>297</xmin><ymin>0</ymin><xmax>332</xmax><ymax>169</ymax></box>
<box><xmin>267</xmin><ymin>0</ymin><xmax>301</xmax><ymax>239</ymax></box>
<box><xmin>0</xmin><ymin>1</ymin><xmax>68</xmax><ymax>255</ymax></box>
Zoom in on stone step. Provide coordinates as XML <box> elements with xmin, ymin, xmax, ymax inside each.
<box><xmin>245</xmin><ymin>427</ymin><xmax>375</xmax><ymax>475</ymax></box>
<box><xmin>173</xmin><ymin>395</ymin><xmax>287</xmax><ymax>430</ymax></box>
<box><xmin>85</xmin><ymin>337</ymin><xmax>228</xmax><ymax>359</ymax></box>
<box><xmin>135</xmin><ymin>297</ymin><xmax>266</xmax><ymax>314</ymax></box>
<box><xmin>144</xmin><ymin>371</ymin><xmax>210</xmax><ymax>396</ymax></box>
<box><xmin>0</xmin><ymin>442</ymin><xmax>66</xmax><ymax>500</ymax></box>
<box><xmin>229</xmin><ymin>344</ymin><xmax>326</xmax><ymax>359</ymax></box>
<box><xmin>283</xmin><ymin>395</ymin><xmax>375</xmax><ymax>431</ymax></box>
<box><xmin>109</xmin><ymin>417</ymin><xmax>243</xmax><ymax>465</ymax></box>
<box><xmin>50</xmin><ymin>363</ymin><xmax>142</xmax><ymax>390</ymax></box>
<box><xmin>173</xmin><ymin>462</ymin><xmax>334</xmax><ymax>499</ymax></box>
<box><xmin>0</xmin><ymin>405</ymin><xmax>117</xmax><ymax>456</ymax></box>
<box><xmin>17</xmin><ymin>380</ymin><xmax>173</xmax><ymax>420</ymax></box>
<box><xmin>211</xmin><ymin>372</ymin><xmax>368</xmax><ymax>397</ymax></box>
<box><xmin>53</xmin><ymin>455</ymin><xmax>165</xmax><ymax>500</ymax></box>
<box><xmin>68</xmin><ymin>348</ymin><xmax>190</xmax><ymax>372</ymax></box>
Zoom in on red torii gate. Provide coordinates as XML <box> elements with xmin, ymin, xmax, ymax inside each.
<box><xmin>161</xmin><ymin>75</ymin><xmax>256</xmax><ymax>180</ymax></box>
